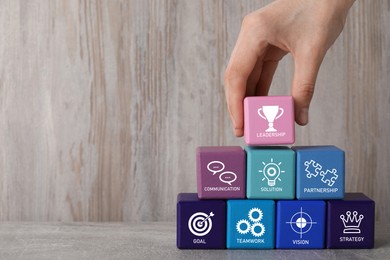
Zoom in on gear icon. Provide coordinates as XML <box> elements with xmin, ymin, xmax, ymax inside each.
<box><xmin>250</xmin><ymin>222</ymin><xmax>266</xmax><ymax>237</ymax></box>
<box><xmin>236</xmin><ymin>219</ymin><xmax>251</xmax><ymax>234</ymax></box>
<box><xmin>248</xmin><ymin>208</ymin><xmax>263</xmax><ymax>223</ymax></box>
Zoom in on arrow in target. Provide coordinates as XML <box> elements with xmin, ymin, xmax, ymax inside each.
<box><xmin>200</xmin><ymin>212</ymin><xmax>214</xmax><ymax>225</ymax></box>
<box><xmin>188</xmin><ymin>211</ymin><xmax>215</xmax><ymax>237</ymax></box>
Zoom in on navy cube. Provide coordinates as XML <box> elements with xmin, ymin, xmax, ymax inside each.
<box><xmin>327</xmin><ymin>193</ymin><xmax>375</xmax><ymax>249</ymax></box>
<box><xmin>276</xmin><ymin>200</ymin><xmax>326</xmax><ymax>249</ymax></box>
<box><xmin>176</xmin><ymin>193</ymin><xmax>226</xmax><ymax>249</ymax></box>
<box><xmin>293</xmin><ymin>146</ymin><xmax>345</xmax><ymax>200</ymax></box>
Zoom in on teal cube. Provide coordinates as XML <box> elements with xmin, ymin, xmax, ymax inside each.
<box><xmin>245</xmin><ymin>146</ymin><xmax>295</xmax><ymax>199</ymax></box>
<box><xmin>226</xmin><ymin>200</ymin><xmax>275</xmax><ymax>249</ymax></box>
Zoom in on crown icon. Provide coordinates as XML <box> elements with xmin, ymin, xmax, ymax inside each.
<box><xmin>340</xmin><ymin>211</ymin><xmax>364</xmax><ymax>234</ymax></box>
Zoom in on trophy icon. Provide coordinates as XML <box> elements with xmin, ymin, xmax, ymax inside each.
<box><xmin>258</xmin><ymin>106</ymin><xmax>284</xmax><ymax>132</ymax></box>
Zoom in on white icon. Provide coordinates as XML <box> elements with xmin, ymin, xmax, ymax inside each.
<box><xmin>207</xmin><ymin>161</ymin><xmax>225</xmax><ymax>175</ymax></box>
<box><xmin>207</xmin><ymin>161</ymin><xmax>237</xmax><ymax>186</ymax></box>
<box><xmin>340</xmin><ymin>211</ymin><xmax>364</xmax><ymax>234</ymax></box>
<box><xmin>258</xmin><ymin>105</ymin><xmax>284</xmax><ymax>132</ymax></box>
<box><xmin>286</xmin><ymin>207</ymin><xmax>317</xmax><ymax>238</ymax></box>
<box><xmin>219</xmin><ymin>171</ymin><xmax>237</xmax><ymax>186</ymax></box>
<box><xmin>304</xmin><ymin>160</ymin><xmax>338</xmax><ymax>187</ymax></box>
<box><xmin>236</xmin><ymin>219</ymin><xmax>251</xmax><ymax>234</ymax></box>
<box><xmin>259</xmin><ymin>158</ymin><xmax>285</xmax><ymax>186</ymax></box>
<box><xmin>236</xmin><ymin>208</ymin><xmax>266</xmax><ymax>237</ymax></box>
<box><xmin>251</xmin><ymin>222</ymin><xmax>266</xmax><ymax>237</ymax></box>
<box><xmin>188</xmin><ymin>212</ymin><xmax>214</xmax><ymax>237</ymax></box>
<box><xmin>248</xmin><ymin>207</ymin><xmax>263</xmax><ymax>222</ymax></box>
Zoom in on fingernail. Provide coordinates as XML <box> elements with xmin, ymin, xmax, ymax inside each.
<box><xmin>234</xmin><ymin>127</ymin><xmax>243</xmax><ymax>137</ymax></box>
<box><xmin>299</xmin><ymin>108</ymin><xmax>309</xmax><ymax>125</ymax></box>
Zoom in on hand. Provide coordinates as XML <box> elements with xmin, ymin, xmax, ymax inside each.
<box><xmin>224</xmin><ymin>0</ymin><xmax>355</xmax><ymax>137</ymax></box>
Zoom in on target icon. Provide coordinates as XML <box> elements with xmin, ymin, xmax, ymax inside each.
<box><xmin>286</xmin><ymin>207</ymin><xmax>317</xmax><ymax>238</ymax></box>
<box><xmin>188</xmin><ymin>212</ymin><xmax>214</xmax><ymax>237</ymax></box>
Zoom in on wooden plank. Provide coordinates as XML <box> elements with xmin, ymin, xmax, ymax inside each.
<box><xmin>0</xmin><ymin>0</ymin><xmax>388</xmax><ymax>222</ymax></box>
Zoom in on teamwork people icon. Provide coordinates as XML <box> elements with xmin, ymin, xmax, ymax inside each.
<box><xmin>304</xmin><ymin>160</ymin><xmax>338</xmax><ymax>187</ymax></box>
<box><xmin>340</xmin><ymin>211</ymin><xmax>364</xmax><ymax>234</ymax></box>
<box><xmin>188</xmin><ymin>212</ymin><xmax>215</xmax><ymax>237</ymax></box>
<box><xmin>258</xmin><ymin>105</ymin><xmax>284</xmax><ymax>132</ymax></box>
<box><xmin>286</xmin><ymin>207</ymin><xmax>317</xmax><ymax>239</ymax></box>
<box><xmin>207</xmin><ymin>161</ymin><xmax>237</xmax><ymax>186</ymax></box>
<box><xmin>259</xmin><ymin>158</ymin><xmax>285</xmax><ymax>187</ymax></box>
<box><xmin>236</xmin><ymin>208</ymin><xmax>266</xmax><ymax>237</ymax></box>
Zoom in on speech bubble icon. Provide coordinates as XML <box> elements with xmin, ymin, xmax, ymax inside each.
<box><xmin>207</xmin><ymin>161</ymin><xmax>225</xmax><ymax>175</ymax></box>
<box><xmin>219</xmin><ymin>171</ymin><xmax>237</xmax><ymax>186</ymax></box>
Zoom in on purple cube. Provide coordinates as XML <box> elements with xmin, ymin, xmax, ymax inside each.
<box><xmin>197</xmin><ymin>146</ymin><xmax>246</xmax><ymax>199</ymax></box>
<box><xmin>177</xmin><ymin>193</ymin><xmax>226</xmax><ymax>249</ymax></box>
<box><xmin>327</xmin><ymin>193</ymin><xmax>375</xmax><ymax>249</ymax></box>
<box><xmin>244</xmin><ymin>96</ymin><xmax>295</xmax><ymax>145</ymax></box>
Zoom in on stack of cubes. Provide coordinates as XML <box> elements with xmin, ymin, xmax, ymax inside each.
<box><xmin>177</xmin><ymin>96</ymin><xmax>375</xmax><ymax>250</ymax></box>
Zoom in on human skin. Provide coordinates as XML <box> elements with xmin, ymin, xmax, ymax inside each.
<box><xmin>224</xmin><ymin>0</ymin><xmax>355</xmax><ymax>137</ymax></box>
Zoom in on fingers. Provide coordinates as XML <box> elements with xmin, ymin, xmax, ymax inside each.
<box><xmin>224</xmin><ymin>16</ymin><xmax>268</xmax><ymax>137</ymax></box>
<box><xmin>255</xmin><ymin>60</ymin><xmax>278</xmax><ymax>96</ymax></box>
<box><xmin>255</xmin><ymin>45</ymin><xmax>287</xmax><ymax>96</ymax></box>
<box><xmin>292</xmin><ymin>50</ymin><xmax>325</xmax><ymax>125</ymax></box>
<box><xmin>246</xmin><ymin>59</ymin><xmax>263</xmax><ymax>97</ymax></box>
<box><xmin>224</xmin><ymin>77</ymin><xmax>245</xmax><ymax>137</ymax></box>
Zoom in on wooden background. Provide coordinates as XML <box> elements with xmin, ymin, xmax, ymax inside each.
<box><xmin>0</xmin><ymin>0</ymin><xmax>389</xmax><ymax>222</ymax></box>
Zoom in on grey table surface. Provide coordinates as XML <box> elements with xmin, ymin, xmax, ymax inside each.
<box><xmin>0</xmin><ymin>222</ymin><xmax>388</xmax><ymax>260</ymax></box>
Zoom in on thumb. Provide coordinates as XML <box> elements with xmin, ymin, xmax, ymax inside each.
<box><xmin>291</xmin><ymin>51</ymin><xmax>325</xmax><ymax>125</ymax></box>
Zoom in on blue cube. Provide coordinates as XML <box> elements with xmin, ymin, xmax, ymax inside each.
<box><xmin>246</xmin><ymin>146</ymin><xmax>295</xmax><ymax>199</ymax></box>
<box><xmin>226</xmin><ymin>200</ymin><xmax>275</xmax><ymax>249</ymax></box>
<box><xmin>177</xmin><ymin>193</ymin><xmax>226</xmax><ymax>249</ymax></box>
<box><xmin>293</xmin><ymin>146</ymin><xmax>345</xmax><ymax>200</ymax></box>
<box><xmin>276</xmin><ymin>200</ymin><xmax>326</xmax><ymax>249</ymax></box>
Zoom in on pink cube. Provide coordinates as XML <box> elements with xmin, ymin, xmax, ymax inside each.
<box><xmin>244</xmin><ymin>96</ymin><xmax>295</xmax><ymax>145</ymax></box>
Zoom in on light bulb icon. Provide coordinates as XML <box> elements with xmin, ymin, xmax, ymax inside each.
<box><xmin>259</xmin><ymin>158</ymin><xmax>285</xmax><ymax>186</ymax></box>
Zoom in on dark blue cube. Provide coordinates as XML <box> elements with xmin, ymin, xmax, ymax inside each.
<box><xmin>176</xmin><ymin>193</ymin><xmax>226</xmax><ymax>249</ymax></box>
<box><xmin>276</xmin><ymin>200</ymin><xmax>326</xmax><ymax>249</ymax></box>
<box><xmin>327</xmin><ymin>193</ymin><xmax>375</xmax><ymax>249</ymax></box>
